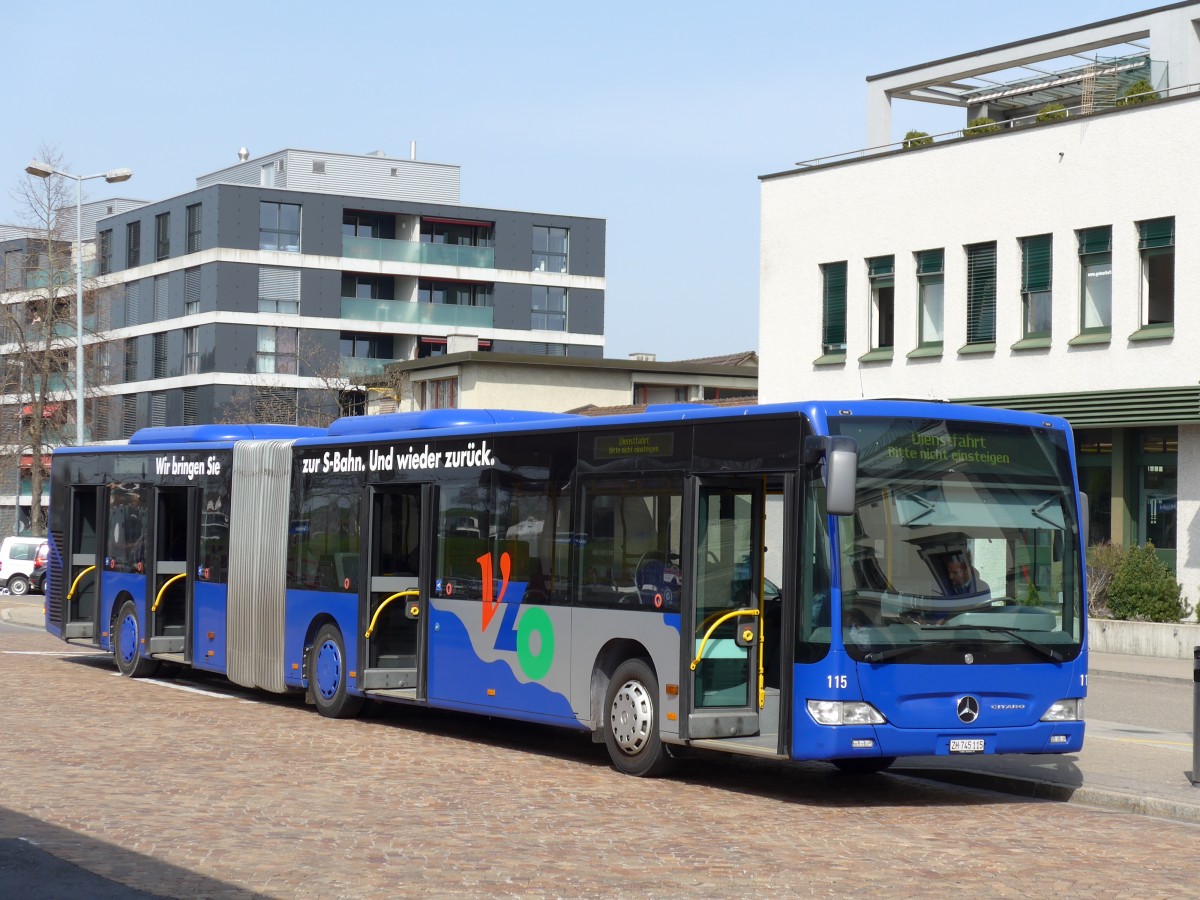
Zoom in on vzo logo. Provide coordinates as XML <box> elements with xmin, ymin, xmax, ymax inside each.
<box><xmin>477</xmin><ymin>551</ymin><xmax>554</xmax><ymax>680</ymax></box>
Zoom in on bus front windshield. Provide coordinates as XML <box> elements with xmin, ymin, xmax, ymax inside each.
<box><xmin>829</xmin><ymin>417</ymin><xmax>1083</xmax><ymax>665</ymax></box>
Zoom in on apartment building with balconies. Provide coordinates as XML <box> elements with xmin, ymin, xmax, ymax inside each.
<box><xmin>87</xmin><ymin>147</ymin><xmax>605</xmax><ymax>434</ymax></box>
<box><xmin>759</xmin><ymin>2</ymin><xmax>1200</xmax><ymax>588</ymax></box>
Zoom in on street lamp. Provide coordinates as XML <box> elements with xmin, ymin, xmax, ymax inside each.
<box><xmin>24</xmin><ymin>159</ymin><xmax>132</xmax><ymax>445</ymax></box>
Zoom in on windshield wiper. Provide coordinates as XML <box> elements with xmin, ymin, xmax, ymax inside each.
<box><xmin>863</xmin><ymin>641</ymin><xmax>943</xmax><ymax>663</ymax></box>
<box><xmin>929</xmin><ymin>624</ymin><xmax>1064</xmax><ymax>662</ymax></box>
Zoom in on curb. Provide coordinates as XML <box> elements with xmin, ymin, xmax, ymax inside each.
<box><xmin>894</xmin><ymin>767</ymin><xmax>1200</xmax><ymax>826</ymax></box>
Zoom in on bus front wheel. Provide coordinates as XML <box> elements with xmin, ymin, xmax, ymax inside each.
<box><xmin>308</xmin><ymin>623</ymin><xmax>364</xmax><ymax>719</ymax></box>
<box><xmin>114</xmin><ymin>600</ymin><xmax>159</xmax><ymax>678</ymax></box>
<box><xmin>603</xmin><ymin>658</ymin><xmax>673</xmax><ymax>777</ymax></box>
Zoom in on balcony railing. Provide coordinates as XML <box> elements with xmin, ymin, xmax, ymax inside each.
<box><xmin>342</xmin><ymin>236</ymin><xmax>495</xmax><ymax>269</ymax></box>
<box><xmin>341</xmin><ymin>297</ymin><xmax>494</xmax><ymax>329</ymax></box>
<box><xmin>795</xmin><ymin>77</ymin><xmax>1200</xmax><ymax>169</ymax></box>
<box><xmin>339</xmin><ymin>357</ymin><xmax>390</xmax><ymax>378</ymax></box>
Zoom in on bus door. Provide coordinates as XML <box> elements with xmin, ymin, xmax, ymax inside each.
<box><xmin>147</xmin><ymin>486</ymin><xmax>196</xmax><ymax>663</ymax></box>
<box><xmin>685</xmin><ymin>477</ymin><xmax>766</xmax><ymax>741</ymax></box>
<box><xmin>61</xmin><ymin>486</ymin><xmax>102</xmax><ymax>642</ymax></box>
<box><xmin>360</xmin><ymin>484</ymin><xmax>429</xmax><ymax>699</ymax></box>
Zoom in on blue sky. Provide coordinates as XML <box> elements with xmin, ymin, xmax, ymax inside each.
<box><xmin>3</xmin><ymin>0</ymin><xmax>1155</xmax><ymax>361</ymax></box>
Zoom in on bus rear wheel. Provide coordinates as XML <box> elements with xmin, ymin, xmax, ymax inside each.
<box><xmin>603</xmin><ymin>658</ymin><xmax>673</xmax><ymax>777</ymax></box>
<box><xmin>114</xmin><ymin>600</ymin><xmax>159</xmax><ymax>678</ymax></box>
<box><xmin>308</xmin><ymin>623</ymin><xmax>364</xmax><ymax>719</ymax></box>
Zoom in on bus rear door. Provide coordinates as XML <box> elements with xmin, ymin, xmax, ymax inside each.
<box><xmin>360</xmin><ymin>484</ymin><xmax>430</xmax><ymax>699</ymax></box>
<box><xmin>60</xmin><ymin>486</ymin><xmax>102</xmax><ymax>642</ymax></box>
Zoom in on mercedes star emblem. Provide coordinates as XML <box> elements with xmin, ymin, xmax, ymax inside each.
<box><xmin>957</xmin><ymin>696</ymin><xmax>980</xmax><ymax>723</ymax></box>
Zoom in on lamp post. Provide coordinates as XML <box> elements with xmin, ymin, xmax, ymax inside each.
<box><xmin>24</xmin><ymin>160</ymin><xmax>132</xmax><ymax>445</ymax></box>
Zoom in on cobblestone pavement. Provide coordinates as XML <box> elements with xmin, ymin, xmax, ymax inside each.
<box><xmin>2</xmin><ymin>627</ymin><xmax>1198</xmax><ymax>899</ymax></box>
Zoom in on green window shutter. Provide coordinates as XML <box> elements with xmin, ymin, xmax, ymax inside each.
<box><xmin>1021</xmin><ymin>234</ymin><xmax>1052</xmax><ymax>293</ymax></box>
<box><xmin>966</xmin><ymin>242</ymin><xmax>997</xmax><ymax>344</ymax></box>
<box><xmin>868</xmin><ymin>255</ymin><xmax>894</xmax><ymax>279</ymax></box>
<box><xmin>1138</xmin><ymin>217</ymin><xmax>1174</xmax><ymax>250</ymax></box>
<box><xmin>1077</xmin><ymin>226</ymin><xmax>1112</xmax><ymax>255</ymax></box>
<box><xmin>821</xmin><ymin>261</ymin><xmax>847</xmax><ymax>347</ymax></box>
<box><xmin>916</xmin><ymin>249</ymin><xmax>944</xmax><ymax>275</ymax></box>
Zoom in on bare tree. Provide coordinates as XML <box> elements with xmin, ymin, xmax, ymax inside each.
<box><xmin>215</xmin><ymin>333</ymin><xmax>363</xmax><ymax>428</ymax></box>
<box><xmin>0</xmin><ymin>145</ymin><xmax>81</xmax><ymax>535</ymax></box>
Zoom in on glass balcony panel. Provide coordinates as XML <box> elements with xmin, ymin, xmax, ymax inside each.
<box><xmin>340</xmin><ymin>357</ymin><xmax>390</xmax><ymax>378</ymax></box>
<box><xmin>342</xmin><ymin>236</ymin><xmax>494</xmax><ymax>269</ymax></box>
<box><xmin>341</xmin><ymin>297</ymin><xmax>494</xmax><ymax>329</ymax></box>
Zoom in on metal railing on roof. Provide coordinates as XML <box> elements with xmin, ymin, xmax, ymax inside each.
<box><xmin>794</xmin><ymin>79</ymin><xmax>1200</xmax><ymax>169</ymax></box>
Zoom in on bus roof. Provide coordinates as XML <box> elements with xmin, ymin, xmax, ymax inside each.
<box><xmin>53</xmin><ymin>400</ymin><xmax>1071</xmax><ymax>455</ymax></box>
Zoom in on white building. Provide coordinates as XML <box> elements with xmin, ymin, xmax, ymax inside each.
<box><xmin>760</xmin><ymin>2</ymin><xmax>1200</xmax><ymax>589</ymax></box>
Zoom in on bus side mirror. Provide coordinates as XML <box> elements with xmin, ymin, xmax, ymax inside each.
<box><xmin>805</xmin><ymin>436</ymin><xmax>858</xmax><ymax>516</ymax></box>
<box><xmin>1079</xmin><ymin>492</ymin><xmax>1089</xmax><ymax>551</ymax></box>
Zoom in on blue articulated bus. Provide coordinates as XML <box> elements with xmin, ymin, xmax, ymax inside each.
<box><xmin>45</xmin><ymin>400</ymin><xmax>1087</xmax><ymax>776</ymax></box>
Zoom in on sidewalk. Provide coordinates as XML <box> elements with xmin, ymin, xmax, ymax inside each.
<box><xmin>5</xmin><ymin>598</ymin><xmax>1198</xmax><ymax>823</ymax></box>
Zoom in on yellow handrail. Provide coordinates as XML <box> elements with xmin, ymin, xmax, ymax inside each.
<box><xmin>364</xmin><ymin>590</ymin><xmax>420</xmax><ymax>638</ymax></box>
<box><xmin>152</xmin><ymin>572</ymin><xmax>187</xmax><ymax>613</ymax></box>
<box><xmin>66</xmin><ymin>565</ymin><xmax>96</xmax><ymax>601</ymax></box>
<box><xmin>689</xmin><ymin>607</ymin><xmax>760</xmax><ymax>671</ymax></box>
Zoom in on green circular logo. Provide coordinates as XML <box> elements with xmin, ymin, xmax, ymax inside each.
<box><xmin>516</xmin><ymin>607</ymin><xmax>555</xmax><ymax>680</ymax></box>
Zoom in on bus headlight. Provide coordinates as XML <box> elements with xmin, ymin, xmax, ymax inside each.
<box><xmin>1041</xmin><ymin>698</ymin><xmax>1084</xmax><ymax>722</ymax></box>
<box><xmin>807</xmin><ymin>700</ymin><xmax>886</xmax><ymax>726</ymax></box>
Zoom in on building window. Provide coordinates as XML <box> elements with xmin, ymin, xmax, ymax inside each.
<box><xmin>418</xmin><ymin>279</ymin><xmax>493</xmax><ymax>307</ymax></box>
<box><xmin>1138</xmin><ymin>217</ymin><xmax>1174</xmax><ymax>326</ymax></box>
<box><xmin>122</xmin><ymin>395</ymin><xmax>137</xmax><ymax>438</ymax></box>
<box><xmin>184</xmin><ymin>328</ymin><xmax>199</xmax><ymax>375</ymax></box>
<box><xmin>421</xmin><ymin>377</ymin><xmax>458</xmax><ymax>410</ymax></box>
<box><xmin>98</xmin><ymin>229</ymin><xmax>112</xmax><ymax>275</ymax></box>
<box><xmin>155</xmin><ymin>212</ymin><xmax>170</xmax><ymax>261</ymax></box>
<box><xmin>183</xmin><ymin>387</ymin><xmax>198</xmax><ymax>425</ymax></box>
<box><xmin>150</xmin><ymin>391</ymin><xmax>166</xmax><ymax>427</ymax></box>
<box><xmin>259</xmin><ymin>202</ymin><xmax>301</xmax><ymax>252</ymax></box>
<box><xmin>965</xmin><ymin>242</ymin><xmax>997</xmax><ymax>345</ymax></box>
<box><xmin>254</xmin><ymin>387</ymin><xmax>296</xmax><ymax>422</ymax></box>
<box><xmin>343</xmin><ymin>211</ymin><xmax>391</xmax><ymax>239</ymax></box>
<box><xmin>186</xmin><ymin>203</ymin><xmax>202</xmax><ymax>254</ymax></box>
<box><xmin>532</xmin><ymin>286</ymin><xmax>567</xmax><ymax>331</ymax></box>
<box><xmin>259</xmin><ymin>267</ymin><xmax>300</xmax><ymax>313</ymax></box>
<box><xmin>1078</xmin><ymin>226</ymin><xmax>1112</xmax><ymax>332</ymax></box>
<box><xmin>257</xmin><ymin>326</ymin><xmax>298</xmax><ymax>374</ymax></box>
<box><xmin>124</xmin><ymin>281</ymin><xmax>140</xmax><ymax>326</ymax></box>
<box><xmin>532</xmin><ymin>226</ymin><xmax>568</xmax><ymax>272</ymax></box>
<box><xmin>153</xmin><ymin>333</ymin><xmax>167</xmax><ymax>378</ymax></box>
<box><xmin>341</xmin><ymin>274</ymin><xmax>394</xmax><ymax>300</ymax></box>
<box><xmin>339</xmin><ymin>389</ymin><xmax>366</xmax><ymax>417</ymax></box>
<box><xmin>127</xmin><ymin>221</ymin><xmax>141</xmax><ymax>268</ymax></box>
<box><xmin>916</xmin><ymin>249</ymin><xmax>944</xmax><ymax>347</ymax></box>
<box><xmin>1020</xmin><ymin>234</ymin><xmax>1052</xmax><ymax>338</ymax></box>
<box><xmin>867</xmin><ymin>255</ymin><xmax>894</xmax><ymax>350</ymax></box>
<box><xmin>124</xmin><ymin>337</ymin><xmax>138</xmax><ymax>382</ymax></box>
<box><xmin>820</xmin><ymin>261</ymin><xmax>847</xmax><ymax>354</ymax></box>
<box><xmin>185</xmin><ymin>268</ymin><xmax>200</xmax><ymax>314</ymax></box>
<box><xmin>421</xmin><ymin>218</ymin><xmax>494</xmax><ymax>247</ymax></box>
<box><xmin>153</xmin><ymin>275</ymin><xmax>168</xmax><ymax>319</ymax></box>
<box><xmin>635</xmin><ymin>384</ymin><xmax>688</xmax><ymax>404</ymax></box>
<box><xmin>340</xmin><ymin>332</ymin><xmax>394</xmax><ymax>359</ymax></box>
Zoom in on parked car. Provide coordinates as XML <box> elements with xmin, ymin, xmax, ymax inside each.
<box><xmin>30</xmin><ymin>541</ymin><xmax>49</xmax><ymax>594</ymax></box>
<box><xmin>0</xmin><ymin>536</ymin><xmax>48</xmax><ymax>596</ymax></box>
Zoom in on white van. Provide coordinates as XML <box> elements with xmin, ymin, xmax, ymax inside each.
<box><xmin>1</xmin><ymin>536</ymin><xmax>48</xmax><ymax>596</ymax></box>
